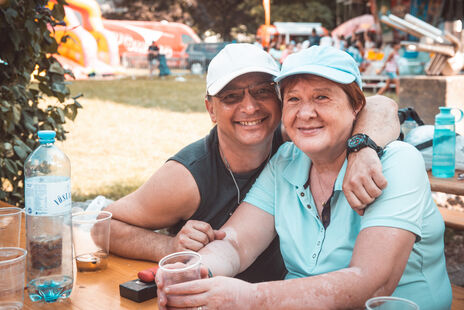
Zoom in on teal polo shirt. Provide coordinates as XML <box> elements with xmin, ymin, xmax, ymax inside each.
<box><xmin>244</xmin><ymin>141</ymin><xmax>452</xmax><ymax>310</ymax></box>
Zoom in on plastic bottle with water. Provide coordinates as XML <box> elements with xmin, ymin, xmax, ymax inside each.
<box><xmin>432</xmin><ymin>107</ymin><xmax>464</xmax><ymax>178</ymax></box>
<box><xmin>24</xmin><ymin>130</ymin><xmax>73</xmax><ymax>303</ymax></box>
<box><xmin>401</xmin><ymin>116</ymin><xmax>418</xmax><ymax>140</ymax></box>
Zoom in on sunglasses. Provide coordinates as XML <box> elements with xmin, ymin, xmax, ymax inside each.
<box><xmin>214</xmin><ymin>81</ymin><xmax>279</xmax><ymax>105</ymax></box>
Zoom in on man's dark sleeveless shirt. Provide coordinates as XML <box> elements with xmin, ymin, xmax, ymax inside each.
<box><xmin>168</xmin><ymin>126</ymin><xmax>286</xmax><ymax>283</ymax></box>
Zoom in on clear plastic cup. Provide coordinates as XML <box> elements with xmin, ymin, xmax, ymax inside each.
<box><xmin>0</xmin><ymin>247</ymin><xmax>27</xmax><ymax>309</ymax></box>
<box><xmin>365</xmin><ymin>296</ymin><xmax>419</xmax><ymax>310</ymax></box>
<box><xmin>72</xmin><ymin>210</ymin><xmax>112</xmax><ymax>272</ymax></box>
<box><xmin>159</xmin><ymin>251</ymin><xmax>201</xmax><ymax>286</ymax></box>
<box><xmin>0</xmin><ymin>208</ymin><xmax>23</xmax><ymax>248</ymax></box>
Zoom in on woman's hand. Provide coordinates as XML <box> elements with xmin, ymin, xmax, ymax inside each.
<box><xmin>343</xmin><ymin>147</ymin><xmax>387</xmax><ymax>215</ymax></box>
<box><xmin>169</xmin><ymin>220</ymin><xmax>226</xmax><ymax>253</ymax></box>
<box><xmin>157</xmin><ymin>274</ymin><xmax>255</xmax><ymax>310</ymax></box>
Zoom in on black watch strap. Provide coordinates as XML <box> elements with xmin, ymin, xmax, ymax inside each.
<box><xmin>347</xmin><ymin>133</ymin><xmax>384</xmax><ymax>158</ymax></box>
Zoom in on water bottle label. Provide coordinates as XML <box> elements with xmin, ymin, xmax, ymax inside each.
<box><xmin>25</xmin><ymin>176</ymin><xmax>71</xmax><ymax>216</ymax></box>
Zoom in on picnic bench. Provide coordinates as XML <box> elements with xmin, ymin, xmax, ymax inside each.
<box><xmin>362</xmin><ymin>74</ymin><xmax>396</xmax><ymax>93</ymax></box>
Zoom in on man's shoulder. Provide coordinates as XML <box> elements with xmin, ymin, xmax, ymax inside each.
<box><xmin>169</xmin><ymin>127</ymin><xmax>217</xmax><ymax>168</ymax></box>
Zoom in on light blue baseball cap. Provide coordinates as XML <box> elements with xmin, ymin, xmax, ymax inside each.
<box><xmin>275</xmin><ymin>45</ymin><xmax>362</xmax><ymax>90</ymax></box>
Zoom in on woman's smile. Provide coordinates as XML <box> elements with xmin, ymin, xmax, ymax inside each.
<box><xmin>296</xmin><ymin>125</ymin><xmax>324</xmax><ymax>135</ymax></box>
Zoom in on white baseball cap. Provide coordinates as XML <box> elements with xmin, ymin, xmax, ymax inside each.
<box><xmin>206</xmin><ymin>43</ymin><xmax>280</xmax><ymax>96</ymax></box>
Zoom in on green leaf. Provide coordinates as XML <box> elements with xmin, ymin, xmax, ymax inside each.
<box><xmin>13</xmin><ymin>137</ymin><xmax>32</xmax><ymax>153</ymax></box>
<box><xmin>38</xmin><ymin>83</ymin><xmax>53</xmax><ymax>96</ymax></box>
<box><xmin>51</xmin><ymin>82</ymin><xmax>69</xmax><ymax>100</ymax></box>
<box><xmin>4</xmin><ymin>8</ymin><xmax>18</xmax><ymax>24</ymax></box>
<box><xmin>32</xmin><ymin>41</ymin><xmax>41</xmax><ymax>54</ymax></box>
<box><xmin>64</xmin><ymin>104</ymin><xmax>77</xmax><ymax>120</ymax></box>
<box><xmin>56</xmin><ymin>108</ymin><xmax>65</xmax><ymax>123</ymax></box>
<box><xmin>8</xmin><ymin>30</ymin><xmax>21</xmax><ymax>50</ymax></box>
<box><xmin>49</xmin><ymin>62</ymin><xmax>64</xmax><ymax>75</ymax></box>
<box><xmin>12</xmin><ymin>104</ymin><xmax>21</xmax><ymax>123</ymax></box>
<box><xmin>51</xmin><ymin>4</ymin><xmax>65</xmax><ymax>21</ymax></box>
<box><xmin>61</xmin><ymin>35</ymin><xmax>70</xmax><ymax>44</ymax></box>
<box><xmin>47</xmin><ymin>116</ymin><xmax>56</xmax><ymax>127</ymax></box>
<box><xmin>4</xmin><ymin>158</ymin><xmax>16</xmax><ymax>175</ymax></box>
<box><xmin>22</xmin><ymin>113</ymin><xmax>37</xmax><ymax>132</ymax></box>
<box><xmin>74</xmin><ymin>100</ymin><xmax>82</xmax><ymax>109</ymax></box>
<box><xmin>13</xmin><ymin>145</ymin><xmax>28</xmax><ymax>160</ymax></box>
<box><xmin>25</xmin><ymin>20</ymin><xmax>37</xmax><ymax>36</ymax></box>
<box><xmin>3</xmin><ymin>142</ymin><xmax>13</xmax><ymax>152</ymax></box>
<box><xmin>1</xmin><ymin>100</ymin><xmax>11</xmax><ymax>108</ymax></box>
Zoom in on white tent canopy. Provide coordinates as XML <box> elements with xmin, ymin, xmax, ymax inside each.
<box><xmin>273</xmin><ymin>22</ymin><xmax>324</xmax><ymax>44</ymax></box>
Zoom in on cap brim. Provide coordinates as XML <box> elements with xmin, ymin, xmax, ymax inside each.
<box><xmin>275</xmin><ymin>64</ymin><xmax>355</xmax><ymax>85</ymax></box>
<box><xmin>207</xmin><ymin>66</ymin><xmax>279</xmax><ymax>96</ymax></box>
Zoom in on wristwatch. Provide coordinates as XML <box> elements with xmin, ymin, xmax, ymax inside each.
<box><xmin>346</xmin><ymin>133</ymin><xmax>384</xmax><ymax>158</ymax></box>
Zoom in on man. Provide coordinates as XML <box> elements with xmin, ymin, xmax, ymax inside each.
<box><xmin>308</xmin><ymin>28</ymin><xmax>321</xmax><ymax>46</ymax></box>
<box><xmin>105</xmin><ymin>43</ymin><xmax>399</xmax><ymax>283</ymax></box>
<box><xmin>147</xmin><ymin>41</ymin><xmax>159</xmax><ymax>77</ymax></box>
<box><xmin>319</xmin><ymin>31</ymin><xmax>334</xmax><ymax>47</ymax></box>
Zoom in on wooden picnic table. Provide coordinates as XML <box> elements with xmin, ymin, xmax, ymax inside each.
<box><xmin>428</xmin><ymin>170</ymin><xmax>464</xmax><ymax>231</ymax></box>
<box><xmin>14</xmin><ymin>211</ymin><xmax>160</xmax><ymax>310</ymax></box>
<box><xmin>428</xmin><ymin>170</ymin><xmax>464</xmax><ymax>196</ymax></box>
<box><xmin>2</xmin><ymin>166</ymin><xmax>464</xmax><ymax>310</ymax></box>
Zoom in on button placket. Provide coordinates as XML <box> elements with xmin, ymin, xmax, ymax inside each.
<box><xmin>312</xmin><ymin>227</ymin><xmax>326</xmax><ymax>262</ymax></box>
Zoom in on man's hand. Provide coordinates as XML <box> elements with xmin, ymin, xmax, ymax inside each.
<box><xmin>168</xmin><ymin>220</ymin><xmax>226</xmax><ymax>253</ymax></box>
<box><xmin>343</xmin><ymin>147</ymin><xmax>387</xmax><ymax>215</ymax></box>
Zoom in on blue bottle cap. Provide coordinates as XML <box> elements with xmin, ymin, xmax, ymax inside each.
<box><xmin>38</xmin><ymin>130</ymin><xmax>56</xmax><ymax>144</ymax></box>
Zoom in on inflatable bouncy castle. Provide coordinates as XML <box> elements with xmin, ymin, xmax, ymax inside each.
<box><xmin>49</xmin><ymin>0</ymin><xmax>200</xmax><ymax>78</ymax></box>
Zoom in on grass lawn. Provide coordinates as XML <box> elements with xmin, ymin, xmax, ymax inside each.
<box><xmin>59</xmin><ymin>75</ymin><xmax>398</xmax><ymax>202</ymax></box>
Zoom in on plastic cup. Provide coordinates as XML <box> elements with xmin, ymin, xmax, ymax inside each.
<box><xmin>159</xmin><ymin>251</ymin><xmax>201</xmax><ymax>286</ymax></box>
<box><xmin>365</xmin><ymin>296</ymin><xmax>419</xmax><ymax>310</ymax></box>
<box><xmin>0</xmin><ymin>208</ymin><xmax>23</xmax><ymax>248</ymax></box>
<box><xmin>72</xmin><ymin>211</ymin><xmax>112</xmax><ymax>272</ymax></box>
<box><xmin>0</xmin><ymin>247</ymin><xmax>27</xmax><ymax>309</ymax></box>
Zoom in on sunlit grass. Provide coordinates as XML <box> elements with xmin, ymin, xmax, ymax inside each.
<box><xmin>59</xmin><ymin>76</ymin><xmax>213</xmax><ymax>202</ymax></box>
<box><xmin>68</xmin><ymin>75</ymin><xmax>207</xmax><ymax>112</ymax></box>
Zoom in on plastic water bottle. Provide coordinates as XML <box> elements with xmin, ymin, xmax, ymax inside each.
<box><xmin>432</xmin><ymin>107</ymin><xmax>464</xmax><ymax>178</ymax></box>
<box><xmin>401</xmin><ymin>117</ymin><xmax>418</xmax><ymax>139</ymax></box>
<box><xmin>24</xmin><ymin>130</ymin><xmax>73</xmax><ymax>302</ymax></box>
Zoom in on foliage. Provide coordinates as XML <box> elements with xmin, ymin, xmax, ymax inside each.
<box><xmin>269</xmin><ymin>1</ymin><xmax>335</xmax><ymax>29</ymax></box>
<box><xmin>178</xmin><ymin>0</ymin><xmax>259</xmax><ymax>41</ymax></box>
<box><xmin>177</xmin><ymin>0</ymin><xmax>335</xmax><ymax>40</ymax></box>
<box><xmin>108</xmin><ymin>0</ymin><xmax>334</xmax><ymax>40</ymax></box>
<box><xmin>0</xmin><ymin>0</ymin><xmax>81</xmax><ymax>206</ymax></box>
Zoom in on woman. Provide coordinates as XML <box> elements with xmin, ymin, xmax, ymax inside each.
<box><xmin>156</xmin><ymin>46</ymin><xmax>452</xmax><ymax>310</ymax></box>
<box><xmin>377</xmin><ymin>42</ymin><xmax>401</xmax><ymax>97</ymax></box>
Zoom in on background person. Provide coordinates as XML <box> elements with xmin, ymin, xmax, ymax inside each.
<box><xmin>308</xmin><ymin>28</ymin><xmax>320</xmax><ymax>46</ymax></box>
<box><xmin>156</xmin><ymin>46</ymin><xmax>451</xmax><ymax>310</ymax></box>
<box><xmin>147</xmin><ymin>41</ymin><xmax>159</xmax><ymax>77</ymax></box>
<box><xmin>319</xmin><ymin>31</ymin><xmax>333</xmax><ymax>47</ymax></box>
<box><xmin>105</xmin><ymin>43</ymin><xmax>400</xmax><ymax>283</ymax></box>
<box><xmin>377</xmin><ymin>41</ymin><xmax>401</xmax><ymax>97</ymax></box>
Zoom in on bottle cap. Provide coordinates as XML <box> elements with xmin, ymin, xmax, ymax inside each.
<box><xmin>38</xmin><ymin>130</ymin><xmax>56</xmax><ymax>144</ymax></box>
